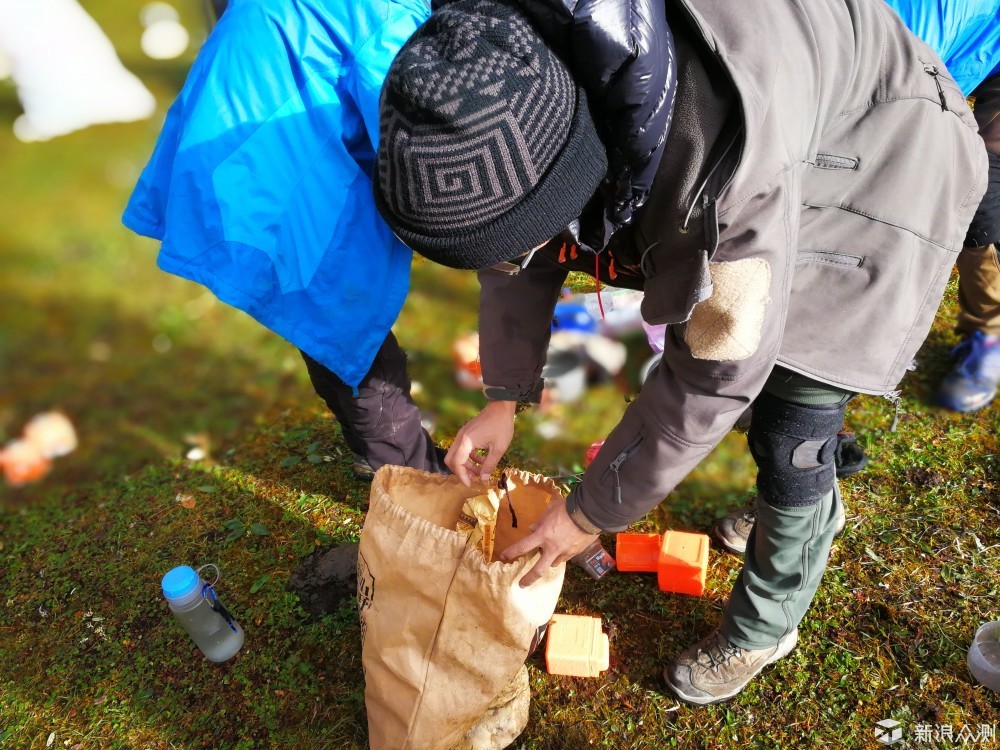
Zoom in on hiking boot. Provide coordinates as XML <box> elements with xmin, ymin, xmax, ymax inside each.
<box><xmin>351</xmin><ymin>454</ymin><xmax>375</xmax><ymax>481</ymax></box>
<box><xmin>936</xmin><ymin>331</ymin><xmax>1000</xmax><ymax>413</ymax></box>
<box><xmin>713</xmin><ymin>497</ymin><xmax>846</xmax><ymax>556</ymax></box>
<box><xmin>664</xmin><ymin>628</ymin><xmax>798</xmax><ymax>705</ymax></box>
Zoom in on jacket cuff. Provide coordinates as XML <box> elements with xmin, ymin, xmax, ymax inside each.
<box><xmin>571</xmin><ymin>482</ymin><xmax>632</xmax><ymax>533</ymax></box>
<box><xmin>483</xmin><ymin>381</ymin><xmax>544</xmax><ymax>403</ymax></box>
<box><xmin>564</xmin><ymin>489</ymin><xmax>605</xmax><ymax>535</ymax></box>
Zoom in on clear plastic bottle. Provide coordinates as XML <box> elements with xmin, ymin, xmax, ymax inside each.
<box><xmin>161</xmin><ymin>565</ymin><xmax>244</xmax><ymax>662</ymax></box>
<box><xmin>968</xmin><ymin>621</ymin><xmax>1000</xmax><ymax>692</ymax></box>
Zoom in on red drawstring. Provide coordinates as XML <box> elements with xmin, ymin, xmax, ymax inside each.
<box><xmin>594</xmin><ymin>254</ymin><xmax>605</xmax><ymax>319</ymax></box>
<box><xmin>558</xmin><ymin>242</ymin><xmax>567</xmax><ymax>263</ymax></box>
<box><xmin>570</xmin><ymin>243</ymin><xmax>578</xmax><ymax>260</ymax></box>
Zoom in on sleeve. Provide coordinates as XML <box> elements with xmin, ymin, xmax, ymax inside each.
<box><xmin>571</xmin><ymin>170</ymin><xmax>801</xmax><ymax>532</ymax></box>
<box><xmin>476</xmin><ymin>259</ymin><xmax>569</xmax><ymax>402</ymax></box>
<box><xmin>349</xmin><ymin>1</ymin><xmax>429</xmax><ymax>151</ymax></box>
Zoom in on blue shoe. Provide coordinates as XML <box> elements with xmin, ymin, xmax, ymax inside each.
<box><xmin>936</xmin><ymin>331</ymin><xmax>1000</xmax><ymax>413</ymax></box>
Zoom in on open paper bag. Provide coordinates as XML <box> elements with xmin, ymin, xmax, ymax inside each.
<box><xmin>358</xmin><ymin>466</ymin><xmax>566</xmax><ymax>750</ymax></box>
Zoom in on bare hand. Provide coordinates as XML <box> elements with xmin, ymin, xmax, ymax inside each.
<box><xmin>499</xmin><ymin>496</ymin><xmax>598</xmax><ymax>587</ymax></box>
<box><xmin>445</xmin><ymin>400</ymin><xmax>517</xmax><ymax>486</ymax></box>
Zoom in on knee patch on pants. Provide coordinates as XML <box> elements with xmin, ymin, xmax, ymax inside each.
<box><xmin>966</xmin><ymin>151</ymin><xmax>1000</xmax><ymax>248</ymax></box>
<box><xmin>749</xmin><ymin>391</ymin><xmax>847</xmax><ymax>507</ymax></box>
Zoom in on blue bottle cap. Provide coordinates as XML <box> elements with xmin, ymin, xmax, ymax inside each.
<box><xmin>161</xmin><ymin>565</ymin><xmax>201</xmax><ymax>600</ymax></box>
<box><xmin>552</xmin><ymin>303</ymin><xmax>597</xmax><ymax>334</ymax></box>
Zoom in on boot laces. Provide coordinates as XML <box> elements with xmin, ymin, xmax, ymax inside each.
<box><xmin>698</xmin><ymin>634</ymin><xmax>743</xmax><ymax>671</ymax></box>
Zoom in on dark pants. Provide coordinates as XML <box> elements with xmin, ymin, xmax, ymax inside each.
<box><xmin>205</xmin><ymin>0</ymin><xmax>228</xmax><ymax>25</ymax></box>
<box><xmin>300</xmin><ymin>333</ymin><xmax>448</xmax><ymax>474</ymax></box>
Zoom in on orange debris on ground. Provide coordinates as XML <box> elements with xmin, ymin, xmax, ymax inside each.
<box><xmin>1</xmin><ymin>410</ymin><xmax>78</xmax><ymax>487</ymax></box>
<box><xmin>23</xmin><ymin>411</ymin><xmax>78</xmax><ymax>458</ymax></box>
<box><xmin>1</xmin><ymin>439</ymin><xmax>53</xmax><ymax>486</ymax></box>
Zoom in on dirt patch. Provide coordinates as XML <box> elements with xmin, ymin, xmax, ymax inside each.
<box><xmin>905</xmin><ymin>467</ymin><xmax>946</xmax><ymax>488</ymax></box>
<box><xmin>286</xmin><ymin>543</ymin><xmax>359</xmax><ymax>618</ymax></box>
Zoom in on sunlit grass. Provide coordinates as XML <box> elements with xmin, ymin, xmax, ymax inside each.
<box><xmin>1</xmin><ymin>2</ymin><xmax>998</xmax><ymax>747</ymax></box>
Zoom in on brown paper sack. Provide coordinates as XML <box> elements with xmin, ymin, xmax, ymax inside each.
<box><xmin>358</xmin><ymin>466</ymin><xmax>566</xmax><ymax>750</ymax></box>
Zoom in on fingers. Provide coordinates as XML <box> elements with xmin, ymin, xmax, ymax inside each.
<box><xmin>478</xmin><ymin>445</ymin><xmax>502</xmax><ymax>481</ymax></box>
<box><xmin>499</xmin><ymin>533</ymin><xmax>538</xmax><ymax>564</ymax></box>
<box><xmin>517</xmin><ymin>556</ymin><xmax>549</xmax><ymax>587</ymax></box>
<box><xmin>445</xmin><ymin>433</ymin><xmax>475</xmax><ymax>487</ymax></box>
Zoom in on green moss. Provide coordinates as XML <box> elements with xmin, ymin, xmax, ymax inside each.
<box><xmin>1</xmin><ymin>3</ymin><xmax>998</xmax><ymax>747</ymax></box>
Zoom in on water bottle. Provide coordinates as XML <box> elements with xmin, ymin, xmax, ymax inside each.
<box><xmin>161</xmin><ymin>564</ymin><xmax>244</xmax><ymax>662</ymax></box>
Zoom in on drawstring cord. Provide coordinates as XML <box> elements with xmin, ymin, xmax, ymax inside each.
<box><xmin>594</xmin><ymin>253</ymin><xmax>605</xmax><ymax>319</ymax></box>
<box><xmin>556</xmin><ymin>239</ymin><xmax>607</xmax><ymax>318</ymax></box>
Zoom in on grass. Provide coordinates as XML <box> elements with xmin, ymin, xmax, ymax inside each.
<box><xmin>1</xmin><ymin>2</ymin><xmax>999</xmax><ymax>748</ymax></box>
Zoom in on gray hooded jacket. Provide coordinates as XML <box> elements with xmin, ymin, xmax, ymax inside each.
<box><xmin>476</xmin><ymin>0</ymin><xmax>988</xmax><ymax>531</ymax></box>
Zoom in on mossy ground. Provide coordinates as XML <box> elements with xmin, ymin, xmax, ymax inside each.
<box><xmin>1</xmin><ymin>3</ymin><xmax>998</xmax><ymax>748</ymax></box>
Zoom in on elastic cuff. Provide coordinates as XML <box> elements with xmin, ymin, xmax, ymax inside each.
<box><xmin>483</xmin><ymin>382</ymin><xmax>544</xmax><ymax>403</ymax></box>
<box><xmin>565</xmin><ymin>490</ymin><xmax>604</xmax><ymax>535</ymax></box>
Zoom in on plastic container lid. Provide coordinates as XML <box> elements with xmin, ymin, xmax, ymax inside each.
<box><xmin>161</xmin><ymin>565</ymin><xmax>201</xmax><ymax>601</ymax></box>
<box><xmin>545</xmin><ymin>614</ymin><xmax>610</xmax><ymax>678</ymax></box>
<box><xmin>968</xmin><ymin>621</ymin><xmax>1000</xmax><ymax>692</ymax></box>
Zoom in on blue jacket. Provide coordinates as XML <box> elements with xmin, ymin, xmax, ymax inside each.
<box><xmin>123</xmin><ymin>0</ymin><xmax>429</xmax><ymax>388</ymax></box>
<box><xmin>884</xmin><ymin>0</ymin><xmax>1000</xmax><ymax>95</ymax></box>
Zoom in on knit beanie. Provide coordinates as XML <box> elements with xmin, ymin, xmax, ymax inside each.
<box><xmin>373</xmin><ymin>0</ymin><xmax>608</xmax><ymax>270</ymax></box>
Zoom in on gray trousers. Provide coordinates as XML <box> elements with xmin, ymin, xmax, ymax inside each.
<box><xmin>722</xmin><ymin>367</ymin><xmax>854</xmax><ymax>650</ymax></box>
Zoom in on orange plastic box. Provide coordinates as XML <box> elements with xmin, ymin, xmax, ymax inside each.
<box><xmin>545</xmin><ymin>614</ymin><xmax>609</xmax><ymax>678</ymax></box>
<box><xmin>657</xmin><ymin>531</ymin><xmax>709</xmax><ymax>596</ymax></box>
<box><xmin>616</xmin><ymin>531</ymin><xmax>710</xmax><ymax>596</ymax></box>
<box><xmin>615</xmin><ymin>533</ymin><xmax>661</xmax><ymax>572</ymax></box>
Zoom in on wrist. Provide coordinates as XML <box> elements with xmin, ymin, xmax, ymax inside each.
<box><xmin>564</xmin><ymin>489</ymin><xmax>603</xmax><ymax>535</ymax></box>
<box><xmin>483</xmin><ymin>399</ymin><xmax>517</xmax><ymax>417</ymax></box>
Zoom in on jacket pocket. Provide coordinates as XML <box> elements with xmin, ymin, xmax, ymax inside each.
<box><xmin>795</xmin><ymin>251</ymin><xmax>862</xmax><ymax>268</ymax></box>
<box><xmin>813</xmin><ymin>154</ymin><xmax>859</xmax><ymax>171</ymax></box>
<box><xmin>785</xmin><ymin>209</ymin><xmax>957</xmax><ymax>392</ymax></box>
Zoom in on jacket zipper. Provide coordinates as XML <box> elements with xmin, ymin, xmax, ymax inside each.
<box><xmin>923</xmin><ymin>64</ymin><xmax>949</xmax><ymax>112</ymax></box>
<box><xmin>603</xmin><ymin>435</ymin><xmax>644</xmax><ymax>504</ymax></box>
<box><xmin>674</xmin><ymin>0</ymin><xmax>745</xmax><ymax>236</ymax></box>
<box><xmin>680</xmin><ymin>124</ymin><xmax>742</xmax><ymax>234</ymax></box>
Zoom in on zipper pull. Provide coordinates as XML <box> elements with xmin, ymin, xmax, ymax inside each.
<box><xmin>884</xmin><ymin>390</ymin><xmax>902</xmax><ymax>432</ymax></box>
<box><xmin>924</xmin><ymin>64</ymin><xmax>949</xmax><ymax>112</ymax></box>
<box><xmin>609</xmin><ymin>450</ymin><xmax>628</xmax><ymax>504</ymax></box>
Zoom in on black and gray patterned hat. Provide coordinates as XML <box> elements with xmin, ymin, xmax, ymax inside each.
<box><xmin>373</xmin><ymin>0</ymin><xmax>607</xmax><ymax>270</ymax></box>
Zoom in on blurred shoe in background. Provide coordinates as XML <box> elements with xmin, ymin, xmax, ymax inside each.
<box><xmin>936</xmin><ymin>331</ymin><xmax>1000</xmax><ymax>413</ymax></box>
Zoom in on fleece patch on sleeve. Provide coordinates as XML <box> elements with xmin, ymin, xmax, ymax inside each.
<box><xmin>683</xmin><ymin>258</ymin><xmax>771</xmax><ymax>361</ymax></box>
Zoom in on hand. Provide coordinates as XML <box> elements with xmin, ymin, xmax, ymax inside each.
<box><xmin>499</xmin><ymin>497</ymin><xmax>598</xmax><ymax>587</ymax></box>
<box><xmin>445</xmin><ymin>400</ymin><xmax>516</xmax><ymax>486</ymax></box>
